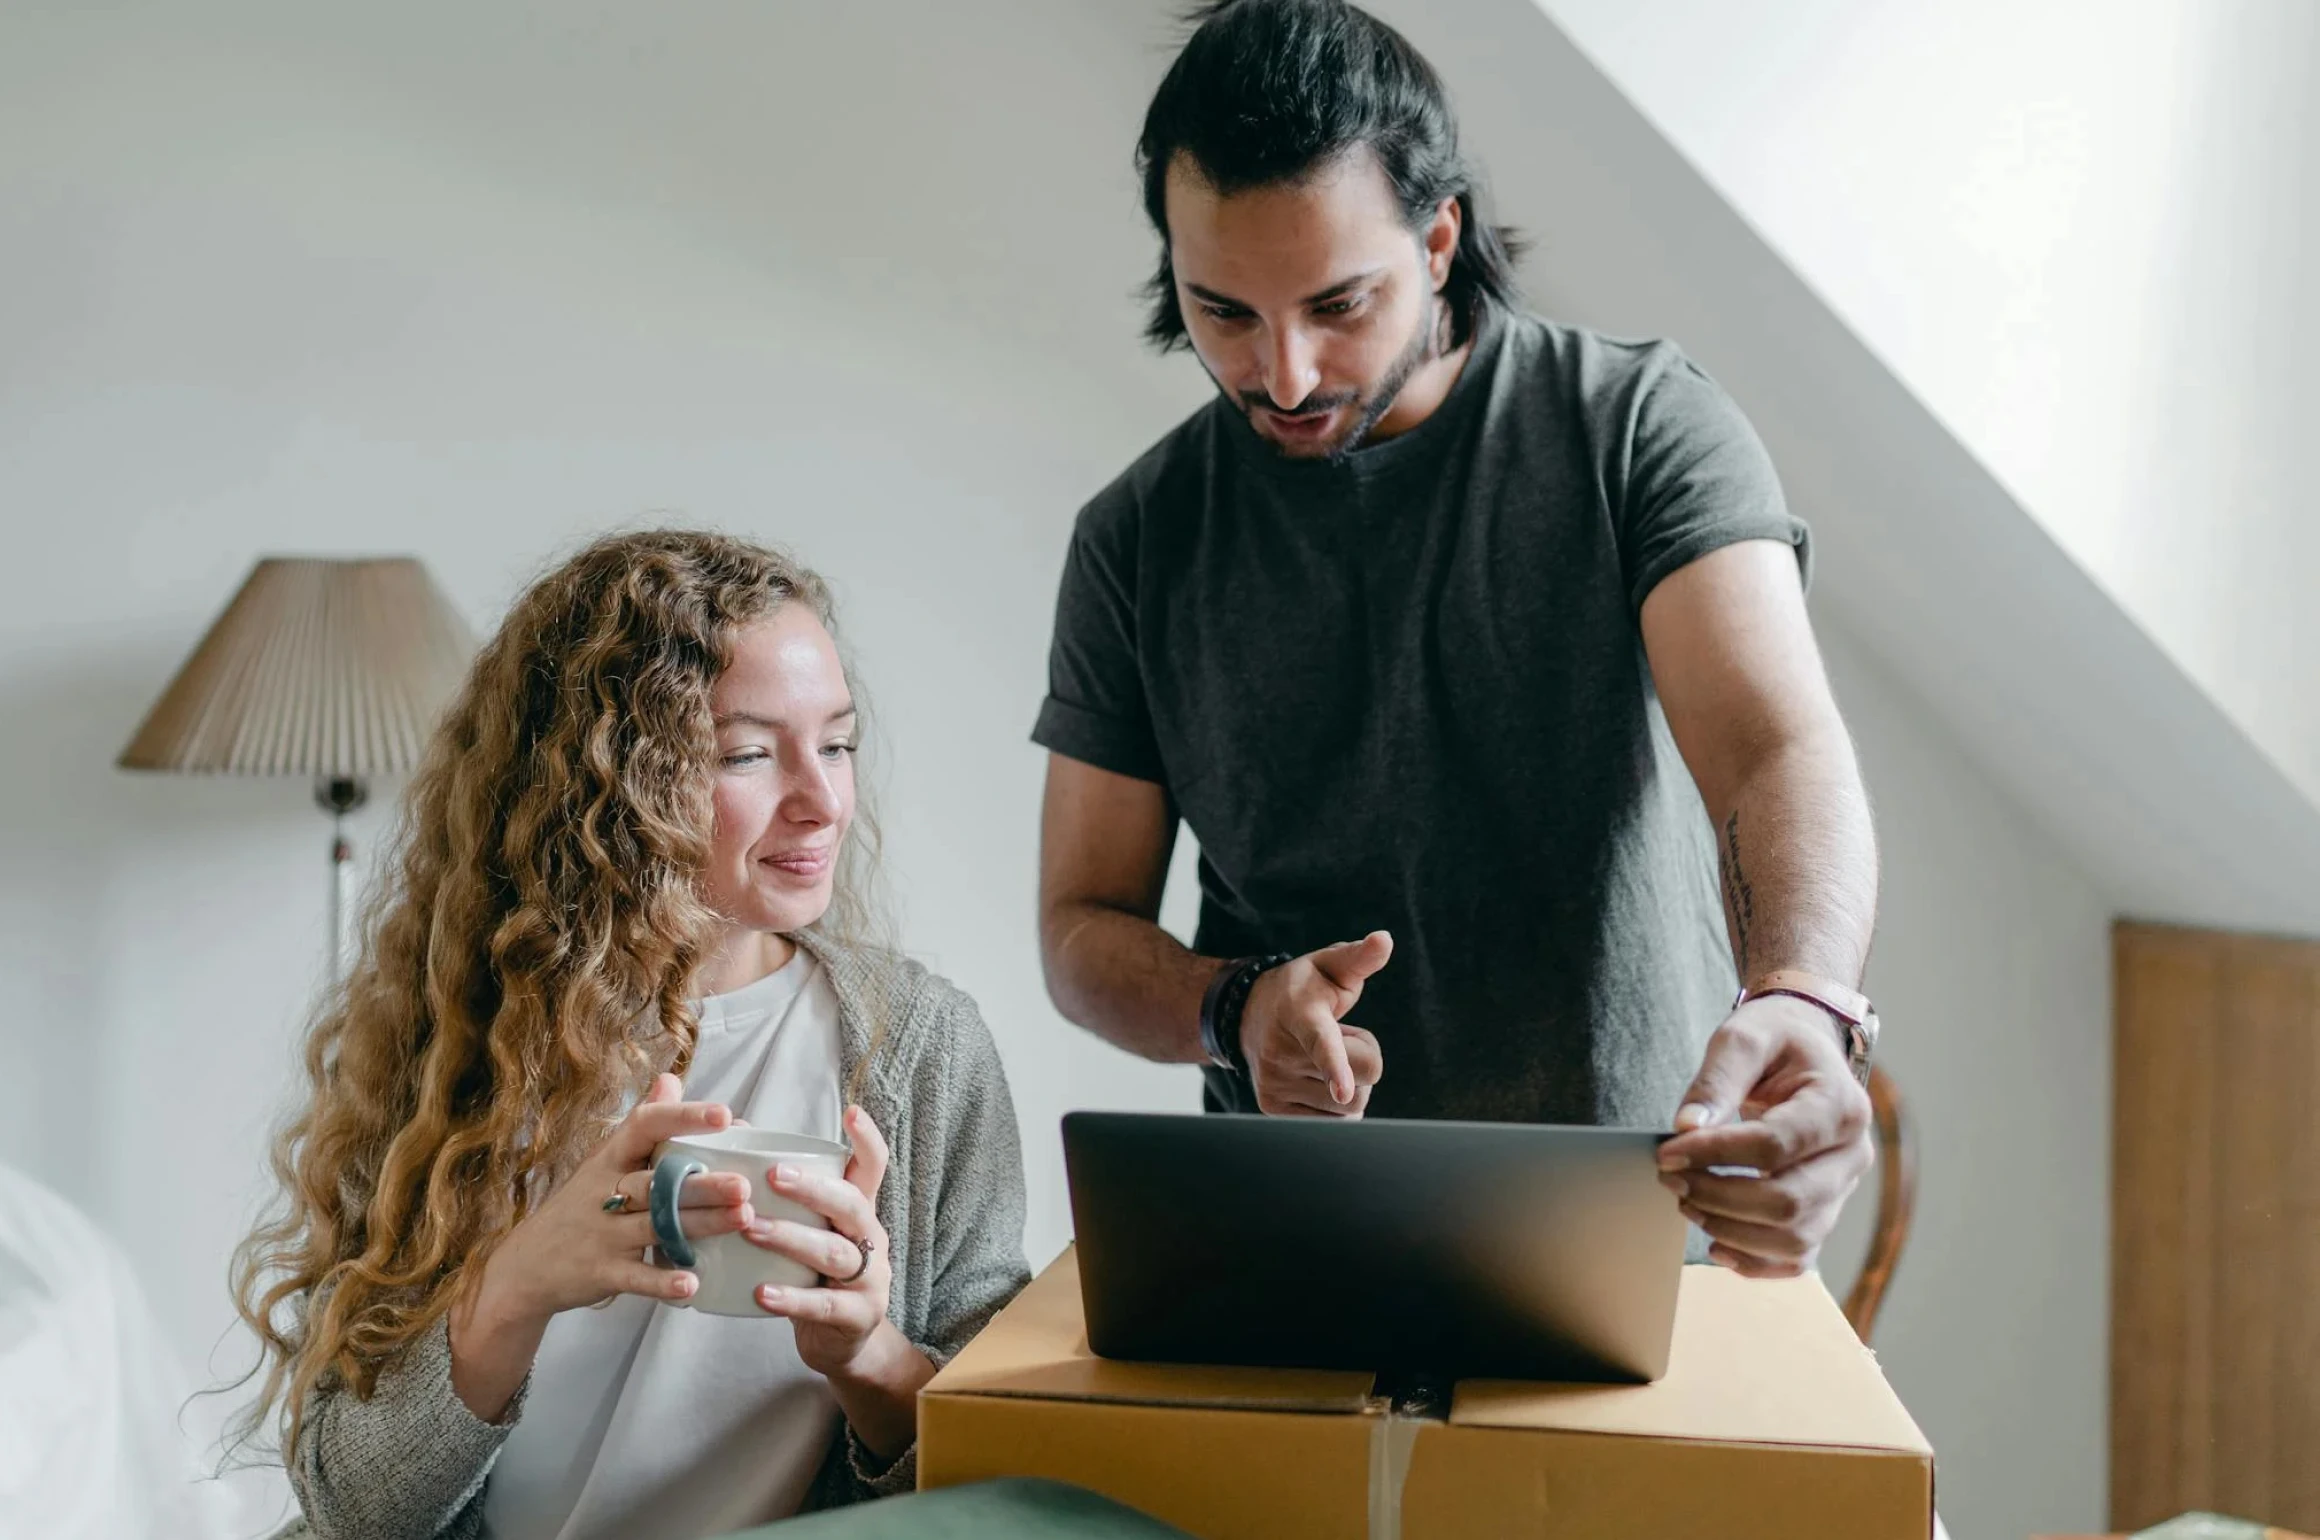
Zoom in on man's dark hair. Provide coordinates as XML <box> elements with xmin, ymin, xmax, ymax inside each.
<box><xmin>1136</xmin><ymin>0</ymin><xmax>1525</xmax><ymax>352</ymax></box>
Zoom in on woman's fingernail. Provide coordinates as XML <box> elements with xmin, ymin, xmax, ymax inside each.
<box><xmin>673</xmin><ymin>1273</ymin><xmax>696</xmax><ymax>1296</ymax></box>
<box><xmin>758</xmin><ymin>1285</ymin><xmax>786</xmax><ymax>1308</ymax></box>
<box><xmin>774</xmin><ymin>1163</ymin><xmax>800</xmax><ymax>1184</ymax></box>
<box><xmin>747</xmin><ymin>1219</ymin><xmax>775</xmax><ymax>1242</ymax></box>
<box><xmin>1661</xmin><ymin>1175</ymin><xmax>1688</xmax><ymax>1198</ymax></box>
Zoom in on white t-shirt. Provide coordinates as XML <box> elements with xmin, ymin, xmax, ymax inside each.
<box><xmin>484</xmin><ymin>949</ymin><xmax>847</xmax><ymax>1540</ymax></box>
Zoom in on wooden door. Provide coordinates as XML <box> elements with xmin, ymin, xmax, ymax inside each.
<box><xmin>2112</xmin><ymin>921</ymin><xmax>2320</xmax><ymax>1531</ymax></box>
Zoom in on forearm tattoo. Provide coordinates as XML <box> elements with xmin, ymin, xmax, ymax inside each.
<box><xmin>1719</xmin><ymin>809</ymin><xmax>1756</xmax><ymax>975</ymax></box>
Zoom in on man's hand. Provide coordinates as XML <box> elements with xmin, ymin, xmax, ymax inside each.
<box><xmin>1655</xmin><ymin>994</ymin><xmax>1873</xmax><ymax>1277</ymax></box>
<box><xmin>1238</xmin><ymin>931</ymin><xmax>1392</xmax><ymax>1116</ymax></box>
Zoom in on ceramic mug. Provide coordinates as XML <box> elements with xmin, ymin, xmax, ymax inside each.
<box><xmin>648</xmin><ymin>1126</ymin><xmax>852</xmax><ymax>1317</ymax></box>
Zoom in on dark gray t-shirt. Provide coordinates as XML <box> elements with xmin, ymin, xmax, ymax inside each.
<box><xmin>1034</xmin><ymin>307</ymin><xmax>1806</xmax><ymax>1127</ymax></box>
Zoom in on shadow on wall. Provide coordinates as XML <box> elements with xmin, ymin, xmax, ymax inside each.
<box><xmin>0</xmin><ymin>636</ymin><xmax>346</xmax><ymax>1213</ymax></box>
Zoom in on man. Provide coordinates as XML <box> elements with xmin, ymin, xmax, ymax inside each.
<box><xmin>1034</xmin><ymin>0</ymin><xmax>1879</xmax><ymax>1278</ymax></box>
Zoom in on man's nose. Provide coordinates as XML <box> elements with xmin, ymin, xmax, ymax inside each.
<box><xmin>1261</xmin><ymin>325</ymin><xmax>1320</xmax><ymax>409</ymax></box>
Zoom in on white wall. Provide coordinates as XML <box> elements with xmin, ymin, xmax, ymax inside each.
<box><xmin>1815</xmin><ymin>625</ymin><xmax>2113</xmax><ymax>1539</ymax></box>
<box><xmin>0</xmin><ymin>3</ymin><xmax>2111</xmax><ymax>1537</ymax></box>
<box><xmin>1538</xmin><ymin>0</ymin><xmax>2320</xmax><ymax>812</ymax></box>
<box><xmin>0</xmin><ymin>3</ymin><xmax>1207</xmax><ymax>1528</ymax></box>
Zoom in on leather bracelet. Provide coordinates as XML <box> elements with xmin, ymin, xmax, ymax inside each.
<box><xmin>1198</xmin><ymin>953</ymin><xmax>1294</xmax><ymax>1073</ymax></box>
<box><xmin>1733</xmin><ymin>969</ymin><xmax>1879</xmax><ymax>1087</ymax></box>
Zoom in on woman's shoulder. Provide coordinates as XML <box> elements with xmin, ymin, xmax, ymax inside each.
<box><xmin>801</xmin><ymin>933</ymin><xmax>999</xmax><ymax>1077</ymax></box>
<box><xmin>803</xmin><ymin>932</ymin><xmax>975</xmax><ymax>1020</ymax></box>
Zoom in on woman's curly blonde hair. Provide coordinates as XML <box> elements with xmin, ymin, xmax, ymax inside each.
<box><xmin>228</xmin><ymin>528</ymin><xmax>887</xmax><ymax>1462</ymax></box>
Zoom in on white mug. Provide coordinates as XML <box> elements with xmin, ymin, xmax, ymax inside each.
<box><xmin>648</xmin><ymin>1126</ymin><xmax>852</xmax><ymax>1318</ymax></box>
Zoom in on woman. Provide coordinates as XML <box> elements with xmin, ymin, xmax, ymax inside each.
<box><xmin>233</xmin><ymin>530</ymin><xmax>1030</xmax><ymax>1538</ymax></box>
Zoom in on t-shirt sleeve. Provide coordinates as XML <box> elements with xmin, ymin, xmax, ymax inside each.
<box><xmin>1031</xmin><ymin>494</ymin><xmax>1168</xmax><ymax>785</ymax></box>
<box><xmin>1612</xmin><ymin>348</ymin><xmax>1811</xmax><ymax>613</ymax></box>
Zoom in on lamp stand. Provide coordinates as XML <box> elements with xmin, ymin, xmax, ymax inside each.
<box><xmin>315</xmin><ymin>776</ymin><xmax>370</xmax><ymax>983</ymax></box>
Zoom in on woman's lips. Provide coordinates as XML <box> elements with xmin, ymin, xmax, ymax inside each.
<box><xmin>761</xmin><ymin>846</ymin><xmax>833</xmax><ymax>878</ymax></box>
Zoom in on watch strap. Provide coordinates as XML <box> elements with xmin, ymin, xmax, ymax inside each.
<box><xmin>1734</xmin><ymin>968</ymin><xmax>1878</xmax><ymax>1086</ymax></box>
<box><xmin>1736</xmin><ymin>968</ymin><xmax>1871</xmax><ymax>1026</ymax></box>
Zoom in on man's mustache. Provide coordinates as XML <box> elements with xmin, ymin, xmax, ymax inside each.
<box><xmin>1239</xmin><ymin>390</ymin><xmax>1358</xmax><ymax>417</ymax></box>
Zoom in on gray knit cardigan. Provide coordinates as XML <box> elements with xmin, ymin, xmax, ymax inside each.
<box><xmin>276</xmin><ymin>932</ymin><xmax>1032</xmax><ymax>1538</ymax></box>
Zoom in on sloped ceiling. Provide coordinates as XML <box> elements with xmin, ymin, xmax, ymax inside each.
<box><xmin>1367</xmin><ymin>0</ymin><xmax>2320</xmax><ymax>935</ymax></box>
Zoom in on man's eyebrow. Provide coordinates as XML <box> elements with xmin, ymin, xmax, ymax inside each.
<box><xmin>1184</xmin><ymin>270</ymin><xmax>1383</xmax><ymax>310</ymax></box>
<box><xmin>712</xmin><ymin>703</ymin><xmax>858</xmax><ymax>730</ymax></box>
<box><xmin>1298</xmin><ymin>271</ymin><xmax>1382</xmax><ymax>304</ymax></box>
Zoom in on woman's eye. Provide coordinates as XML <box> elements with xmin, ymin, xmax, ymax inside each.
<box><xmin>720</xmin><ymin>749</ymin><xmax>769</xmax><ymax>768</ymax></box>
<box><xmin>1200</xmin><ymin>304</ymin><xmax>1251</xmax><ymax>324</ymax></box>
<box><xmin>820</xmin><ymin>741</ymin><xmax>859</xmax><ymax>761</ymax></box>
<box><xmin>1316</xmin><ymin>296</ymin><xmax>1361</xmax><ymax>318</ymax></box>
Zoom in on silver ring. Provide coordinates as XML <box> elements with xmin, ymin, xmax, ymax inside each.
<box><xmin>831</xmin><ymin>1232</ymin><xmax>875</xmax><ymax>1285</ymax></box>
<box><xmin>602</xmin><ymin>1191</ymin><xmax>630</xmax><ymax>1214</ymax></box>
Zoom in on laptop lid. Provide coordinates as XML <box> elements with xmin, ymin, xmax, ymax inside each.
<box><xmin>1062</xmin><ymin>1111</ymin><xmax>1687</xmax><ymax>1383</ymax></box>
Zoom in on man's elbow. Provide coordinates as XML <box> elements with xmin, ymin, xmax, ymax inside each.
<box><xmin>1036</xmin><ymin>894</ymin><xmax>1098</xmax><ymax>1027</ymax></box>
<box><xmin>1726</xmin><ymin>709</ymin><xmax>1860</xmax><ymax>799</ymax></box>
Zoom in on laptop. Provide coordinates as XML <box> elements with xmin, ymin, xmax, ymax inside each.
<box><xmin>1062</xmin><ymin>1110</ymin><xmax>1687</xmax><ymax>1383</ymax></box>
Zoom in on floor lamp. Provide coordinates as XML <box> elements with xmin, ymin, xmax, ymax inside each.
<box><xmin>117</xmin><ymin>557</ymin><xmax>474</xmax><ymax>982</ymax></box>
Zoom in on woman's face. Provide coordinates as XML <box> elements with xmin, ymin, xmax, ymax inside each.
<box><xmin>701</xmin><ymin>603</ymin><xmax>857</xmax><ymax>937</ymax></box>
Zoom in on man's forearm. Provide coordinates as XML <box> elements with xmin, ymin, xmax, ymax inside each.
<box><xmin>1713</xmin><ymin>732</ymin><xmax>1878</xmax><ymax>986</ymax></box>
<box><xmin>1042</xmin><ymin>899</ymin><xmax>1220</xmax><ymax>1063</ymax></box>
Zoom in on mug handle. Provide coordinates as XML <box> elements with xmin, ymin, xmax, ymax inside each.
<box><xmin>649</xmin><ymin>1155</ymin><xmax>708</xmax><ymax>1269</ymax></box>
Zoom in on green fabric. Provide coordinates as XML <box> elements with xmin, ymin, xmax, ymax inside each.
<box><xmin>725</xmin><ymin>1479</ymin><xmax>1192</xmax><ymax>1539</ymax></box>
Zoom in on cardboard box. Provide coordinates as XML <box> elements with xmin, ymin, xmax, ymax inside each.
<box><xmin>920</xmin><ymin>1247</ymin><xmax>1933</xmax><ymax>1539</ymax></box>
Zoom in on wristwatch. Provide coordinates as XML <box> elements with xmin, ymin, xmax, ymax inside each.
<box><xmin>1733</xmin><ymin>969</ymin><xmax>1879</xmax><ymax>1087</ymax></box>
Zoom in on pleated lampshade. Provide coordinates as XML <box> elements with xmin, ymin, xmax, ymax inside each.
<box><xmin>118</xmin><ymin>557</ymin><xmax>474</xmax><ymax>777</ymax></box>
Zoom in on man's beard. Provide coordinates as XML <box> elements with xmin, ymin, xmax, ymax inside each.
<box><xmin>1228</xmin><ymin>298</ymin><xmax>1444</xmax><ymax>463</ymax></box>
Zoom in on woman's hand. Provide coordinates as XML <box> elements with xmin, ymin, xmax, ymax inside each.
<box><xmin>745</xmin><ymin>1105</ymin><xmax>933</xmax><ymax>1458</ymax></box>
<box><xmin>744</xmin><ymin>1103</ymin><xmax>893</xmax><ymax>1373</ymax></box>
<box><xmin>486</xmin><ymin>1073</ymin><xmax>755</xmax><ymax>1318</ymax></box>
<box><xmin>449</xmin><ymin>1074</ymin><xmax>751</xmax><ymax>1420</ymax></box>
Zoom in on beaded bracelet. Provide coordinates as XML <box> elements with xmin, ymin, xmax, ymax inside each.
<box><xmin>1197</xmin><ymin>951</ymin><xmax>1296</xmax><ymax>1073</ymax></box>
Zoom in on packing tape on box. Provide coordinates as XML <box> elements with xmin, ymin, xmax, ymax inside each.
<box><xmin>1366</xmin><ymin>1402</ymin><xmax>1423</xmax><ymax>1540</ymax></box>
